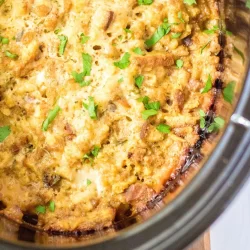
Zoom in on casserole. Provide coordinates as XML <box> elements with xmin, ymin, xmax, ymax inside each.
<box><xmin>0</xmin><ymin>0</ymin><xmax>249</xmax><ymax>249</ymax></box>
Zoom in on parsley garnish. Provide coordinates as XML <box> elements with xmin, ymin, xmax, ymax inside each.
<box><xmin>0</xmin><ymin>126</ymin><xmax>11</xmax><ymax>142</ymax></box>
<box><xmin>184</xmin><ymin>0</ymin><xmax>197</xmax><ymax>5</ymax></box>
<box><xmin>138</xmin><ymin>0</ymin><xmax>154</xmax><ymax>5</ymax></box>
<box><xmin>0</xmin><ymin>37</ymin><xmax>9</xmax><ymax>44</ymax></box>
<box><xmin>58</xmin><ymin>35</ymin><xmax>68</xmax><ymax>56</ymax></box>
<box><xmin>80</xmin><ymin>33</ymin><xmax>90</xmax><ymax>44</ymax></box>
<box><xmin>145</xmin><ymin>20</ymin><xmax>171</xmax><ymax>47</ymax></box>
<box><xmin>124</xmin><ymin>28</ymin><xmax>132</xmax><ymax>33</ymax></box>
<box><xmin>133</xmin><ymin>47</ymin><xmax>144</xmax><ymax>55</ymax></box>
<box><xmin>83</xmin><ymin>97</ymin><xmax>98</xmax><ymax>120</ymax></box>
<box><xmin>0</xmin><ymin>0</ymin><xmax>4</xmax><ymax>6</ymax></box>
<box><xmin>5</xmin><ymin>50</ymin><xmax>18</xmax><ymax>60</ymax></box>
<box><xmin>246</xmin><ymin>0</ymin><xmax>250</xmax><ymax>9</ymax></box>
<box><xmin>225</xmin><ymin>30</ymin><xmax>233</xmax><ymax>36</ymax></box>
<box><xmin>233</xmin><ymin>45</ymin><xmax>245</xmax><ymax>64</ymax></box>
<box><xmin>142</xmin><ymin>109</ymin><xmax>158</xmax><ymax>120</ymax></box>
<box><xmin>200</xmin><ymin>41</ymin><xmax>211</xmax><ymax>54</ymax></box>
<box><xmin>171</xmin><ymin>32</ymin><xmax>182</xmax><ymax>39</ymax></box>
<box><xmin>208</xmin><ymin>117</ymin><xmax>225</xmax><ymax>133</ymax></box>
<box><xmin>54</xmin><ymin>29</ymin><xmax>61</xmax><ymax>34</ymax></box>
<box><xmin>199</xmin><ymin>110</ymin><xmax>206</xmax><ymax>129</ymax></box>
<box><xmin>114</xmin><ymin>52</ymin><xmax>131</xmax><ymax>69</ymax></box>
<box><xmin>178</xmin><ymin>11</ymin><xmax>185</xmax><ymax>23</ymax></box>
<box><xmin>223</xmin><ymin>81</ymin><xmax>235</xmax><ymax>104</ymax></box>
<box><xmin>82</xmin><ymin>53</ymin><xmax>92</xmax><ymax>76</ymax></box>
<box><xmin>201</xmin><ymin>74</ymin><xmax>212</xmax><ymax>93</ymax></box>
<box><xmin>138</xmin><ymin>96</ymin><xmax>160</xmax><ymax>111</ymax></box>
<box><xmin>156</xmin><ymin>124</ymin><xmax>171</xmax><ymax>134</ymax></box>
<box><xmin>83</xmin><ymin>146</ymin><xmax>100</xmax><ymax>163</ymax></box>
<box><xmin>204</xmin><ymin>25</ymin><xmax>219</xmax><ymax>34</ymax></box>
<box><xmin>36</xmin><ymin>205</ymin><xmax>46</xmax><ymax>214</ymax></box>
<box><xmin>72</xmin><ymin>53</ymin><xmax>92</xmax><ymax>86</ymax></box>
<box><xmin>49</xmin><ymin>201</ymin><xmax>55</xmax><ymax>212</ymax></box>
<box><xmin>176</xmin><ymin>59</ymin><xmax>184</xmax><ymax>69</ymax></box>
<box><xmin>42</xmin><ymin>105</ymin><xmax>61</xmax><ymax>131</ymax></box>
<box><xmin>87</xmin><ymin>179</ymin><xmax>92</xmax><ymax>186</ymax></box>
<box><xmin>199</xmin><ymin>110</ymin><xmax>225</xmax><ymax>132</ymax></box>
<box><xmin>135</xmin><ymin>75</ymin><xmax>144</xmax><ymax>88</ymax></box>
<box><xmin>71</xmin><ymin>72</ymin><xmax>91</xmax><ymax>87</ymax></box>
<box><xmin>118</xmin><ymin>77</ymin><xmax>124</xmax><ymax>83</ymax></box>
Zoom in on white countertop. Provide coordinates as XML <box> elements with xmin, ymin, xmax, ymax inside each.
<box><xmin>211</xmin><ymin>178</ymin><xmax>250</xmax><ymax>250</ymax></box>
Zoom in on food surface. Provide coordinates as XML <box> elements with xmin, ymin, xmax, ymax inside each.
<box><xmin>0</xmin><ymin>0</ymin><xmax>223</xmax><ymax>232</ymax></box>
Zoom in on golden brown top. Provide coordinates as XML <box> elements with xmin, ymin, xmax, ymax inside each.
<box><xmin>0</xmin><ymin>0</ymin><xmax>222</xmax><ymax>231</ymax></box>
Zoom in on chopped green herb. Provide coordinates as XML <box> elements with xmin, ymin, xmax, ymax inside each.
<box><xmin>201</xmin><ymin>74</ymin><xmax>212</xmax><ymax>93</ymax></box>
<box><xmin>184</xmin><ymin>0</ymin><xmax>196</xmax><ymax>5</ymax></box>
<box><xmin>1</xmin><ymin>37</ymin><xmax>9</xmax><ymax>44</ymax></box>
<box><xmin>36</xmin><ymin>205</ymin><xmax>46</xmax><ymax>214</ymax></box>
<box><xmin>58</xmin><ymin>35</ymin><xmax>68</xmax><ymax>56</ymax></box>
<box><xmin>178</xmin><ymin>11</ymin><xmax>185</xmax><ymax>23</ymax></box>
<box><xmin>114</xmin><ymin>52</ymin><xmax>131</xmax><ymax>69</ymax></box>
<box><xmin>87</xmin><ymin>179</ymin><xmax>92</xmax><ymax>186</ymax></box>
<box><xmin>72</xmin><ymin>53</ymin><xmax>92</xmax><ymax>85</ymax></box>
<box><xmin>204</xmin><ymin>25</ymin><xmax>219</xmax><ymax>35</ymax></box>
<box><xmin>124</xmin><ymin>28</ymin><xmax>132</xmax><ymax>33</ymax></box>
<box><xmin>145</xmin><ymin>20</ymin><xmax>171</xmax><ymax>47</ymax></box>
<box><xmin>42</xmin><ymin>105</ymin><xmax>61</xmax><ymax>132</ymax></box>
<box><xmin>0</xmin><ymin>0</ymin><xmax>4</xmax><ymax>6</ymax></box>
<box><xmin>138</xmin><ymin>0</ymin><xmax>154</xmax><ymax>5</ymax></box>
<box><xmin>5</xmin><ymin>50</ymin><xmax>18</xmax><ymax>60</ymax></box>
<box><xmin>138</xmin><ymin>96</ymin><xmax>160</xmax><ymax>111</ymax></box>
<box><xmin>246</xmin><ymin>0</ymin><xmax>250</xmax><ymax>9</ymax></box>
<box><xmin>49</xmin><ymin>201</ymin><xmax>55</xmax><ymax>212</ymax></box>
<box><xmin>200</xmin><ymin>41</ymin><xmax>211</xmax><ymax>54</ymax></box>
<box><xmin>133</xmin><ymin>47</ymin><xmax>144</xmax><ymax>55</ymax></box>
<box><xmin>71</xmin><ymin>72</ymin><xmax>91</xmax><ymax>87</ymax></box>
<box><xmin>233</xmin><ymin>45</ymin><xmax>245</xmax><ymax>64</ymax></box>
<box><xmin>0</xmin><ymin>126</ymin><xmax>11</xmax><ymax>143</ymax></box>
<box><xmin>135</xmin><ymin>75</ymin><xmax>144</xmax><ymax>88</ymax></box>
<box><xmin>208</xmin><ymin>117</ymin><xmax>225</xmax><ymax>133</ymax></box>
<box><xmin>199</xmin><ymin>110</ymin><xmax>206</xmax><ymax>129</ymax></box>
<box><xmin>146</xmin><ymin>101</ymin><xmax>160</xmax><ymax>110</ymax></box>
<box><xmin>156</xmin><ymin>124</ymin><xmax>171</xmax><ymax>134</ymax></box>
<box><xmin>176</xmin><ymin>59</ymin><xmax>184</xmax><ymax>69</ymax></box>
<box><xmin>171</xmin><ymin>32</ymin><xmax>182</xmax><ymax>39</ymax></box>
<box><xmin>118</xmin><ymin>77</ymin><xmax>124</xmax><ymax>83</ymax></box>
<box><xmin>83</xmin><ymin>97</ymin><xmax>98</xmax><ymax>120</ymax></box>
<box><xmin>83</xmin><ymin>146</ymin><xmax>100</xmax><ymax>163</ymax></box>
<box><xmin>54</xmin><ymin>29</ymin><xmax>61</xmax><ymax>34</ymax></box>
<box><xmin>225</xmin><ymin>30</ymin><xmax>233</xmax><ymax>36</ymax></box>
<box><xmin>80</xmin><ymin>33</ymin><xmax>90</xmax><ymax>44</ymax></box>
<box><xmin>82</xmin><ymin>53</ymin><xmax>92</xmax><ymax>76</ymax></box>
<box><xmin>223</xmin><ymin>81</ymin><xmax>235</xmax><ymax>104</ymax></box>
<box><xmin>199</xmin><ymin>109</ymin><xmax>206</xmax><ymax>117</ymax></box>
<box><xmin>142</xmin><ymin>109</ymin><xmax>158</xmax><ymax>120</ymax></box>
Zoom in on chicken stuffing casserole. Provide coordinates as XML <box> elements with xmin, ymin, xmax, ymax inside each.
<box><xmin>0</xmin><ymin>0</ymin><xmax>237</xmax><ymax>233</ymax></box>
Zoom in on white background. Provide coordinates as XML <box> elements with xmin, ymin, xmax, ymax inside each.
<box><xmin>211</xmin><ymin>178</ymin><xmax>250</xmax><ymax>250</ymax></box>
